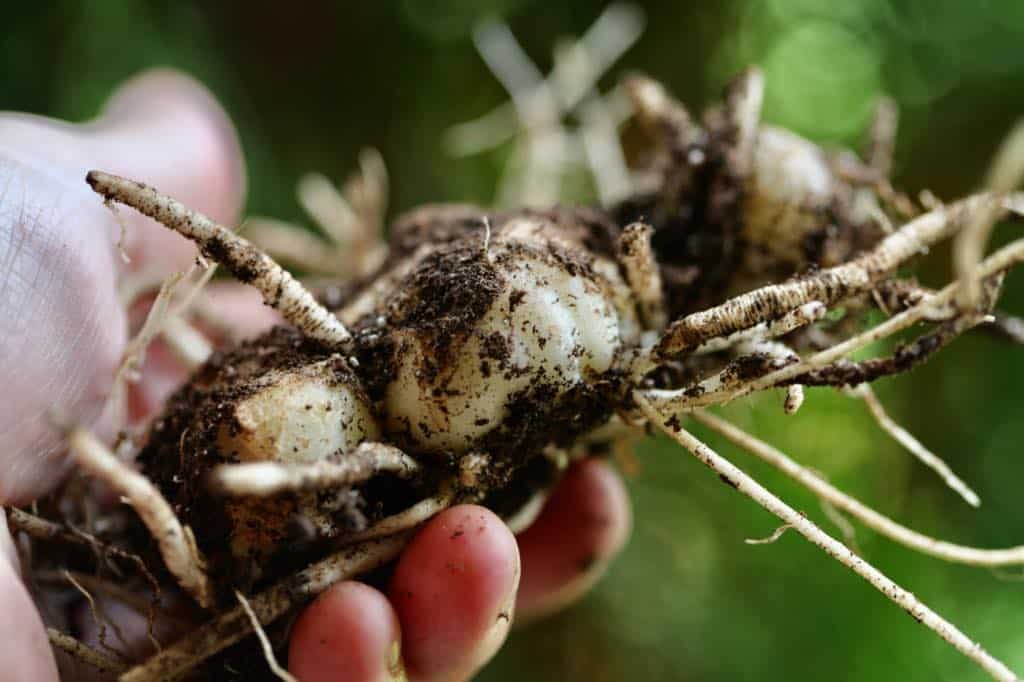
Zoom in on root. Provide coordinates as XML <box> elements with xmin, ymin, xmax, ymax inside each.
<box><xmin>65</xmin><ymin>426</ymin><xmax>214</xmax><ymax>609</ymax></box>
<box><xmin>636</xmin><ymin>395</ymin><xmax>1019</xmax><ymax>682</ymax></box>
<box><xmin>64</xmin><ymin>569</ymin><xmax>131</xmax><ymax>658</ymax></box>
<box><xmin>235</xmin><ymin>590</ymin><xmax>297</xmax><ymax>682</ymax></box>
<box><xmin>86</xmin><ymin>171</ymin><xmax>352</xmax><ymax>350</ymax></box>
<box><xmin>116</xmin><ymin>271</ymin><xmax>186</xmax><ymax>386</ymax></box>
<box><xmin>689</xmin><ymin>409</ymin><xmax>1024</xmax><ymax>567</ymax></box>
<box><xmin>745</xmin><ymin>523</ymin><xmax>792</xmax><ymax>545</ymax></box>
<box><xmin>648</xmin><ymin>233</ymin><xmax>1024</xmax><ymax>409</ymax></box>
<box><xmin>161</xmin><ymin>315</ymin><xmax>213</xmax><ymax>369</ymax></box>
<box><xmin>245</xmin><ymin>218</ymin><xmax>347</xmax><ymax>274</ymax></box>
<box><xmin>120</xmin><ymin>534</ymin><xmax>410</xmax><ymax>682</ymax></box>
<box><xmin>854</xmin><ymin>385</ymin><xmax>979</xmax><ymax>507</ymax></box>
<box><xmin>866</xmin><ymin>96</ymin><xmax>898</xmax><ymax>177</ymax></box>
<box><xmin>48</xmin><ymin>628</ymin><xmax>127</xmax><ymax>675</ymax></box>
<box><xmin>208</xmin><ymin>443</ymin><xmax>420</xmax><ymax>497</ymax></box>
<box><xmin>342</xmin><ymin>489</ymin><xmax>455</xmax><ymax>545</ymax></box>
<box><xmin>6</xmin><ymin>508</ymin><xmax>157</xmax><ymax>581</ymax></box>
<box><xmin>782</xmin><ymin>385</ymin><xmax>804</xmax><ymax>415</ymax></box>
<box><xmin>954</xmin><ymin>118</ymin><xmax>1024</xmax><ymax>307</ymax></box>
<box><xmin>691</xmin><ymin>301</ymin><xmax>826</xmax><ymax>357</ymax></box>
<box><xmin>721</xmin><ymin>67</ymin><xmax>764</xmax><ymax>180</ymax></box>
<box><xmin>652</xmin><ymin>192</ymin><xmax>1024</xmax><ymax>361</ymax></box>
<box><xmin>617</xmin><ymin>222</ymin><xmax>667</xmax><ymax>329</ymax></box>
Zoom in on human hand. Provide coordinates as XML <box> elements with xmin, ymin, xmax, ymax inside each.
<box><xmin>0</xmin><ymin>70</ymin><xmax>630</xmax><ymax>681</ymax></box>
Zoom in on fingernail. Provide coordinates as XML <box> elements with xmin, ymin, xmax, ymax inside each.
<box><xmin>387</xmin><ymin>639</ymin><xmax>408</xmax><ymax>682</ymax></box>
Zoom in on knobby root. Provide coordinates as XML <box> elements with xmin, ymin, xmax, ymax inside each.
<box><xmin>86</xmin><ymin>170</ymin><xmax>352</xmax><ymax>350</ymax></box>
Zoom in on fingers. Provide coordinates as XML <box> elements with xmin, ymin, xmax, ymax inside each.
<box><xmin>0</xmin><ymin>517</ymin><xmax>58</xmax><ymax>682</ymax></box>
<box><xmin>85</xmin><ymin>69</ymin><xmax>246</xmax><ymax>272</ymax></box>
<box><xmin>289</xmin><ymin>507</ymin><xmax>519</xmax><ymax>682</ymax></box>
<box><xmin>289</xmin><ymin>582</ymin><xmax>403</xmax><ymax>682</ymax></box>
<box><xmin>0</xmin><ymin>70</ymin><xmax>245</xmax><ymax>503</ymax></box>
<box><xmin>389</xmin><ymin>505</ymin><xmax>520</xmax><ymax>682</ymax></box>
<box><xmin>514</xmin><ymin>459</ymin><xmax>631</xmax><ymax>622</ymax></box>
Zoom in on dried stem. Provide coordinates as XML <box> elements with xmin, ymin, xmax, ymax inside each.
<box><xmin>690</xmin><ymin>409</ymin><xmax>1024</xmax><ymax>567</ymax></box>
<box><xmin>86</xmin><ymin>171</ymin><xmax>352</xmax><ymax>350</ymax></box>
<box><xmin>120</xmin><ymin>534</ymin><xmax>410</xmax><ymax>682</ymax></box>
<box><xmin>636</xmin><ymin>395</ymin><xmax>1019</xmax><ymax>682</ymax></box>
<box><xmin>66</xmin><ymin>427</ymin><xmax>214</xmax><ymax>609</ymax></box>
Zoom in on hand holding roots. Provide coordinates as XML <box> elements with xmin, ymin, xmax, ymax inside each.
<box><xmin>12</xmin><ymin>61</ymin><xmax>1024</xmax><ymax>682</ymax></box>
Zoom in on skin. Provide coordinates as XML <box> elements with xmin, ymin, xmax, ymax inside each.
<box><xmin>0</xmin><ymin>71</ymin><xmax>631</xmax><ymax>681</ymax></box>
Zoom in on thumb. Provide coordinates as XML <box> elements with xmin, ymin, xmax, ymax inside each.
<box><xmin>0</xmin><ymin>69</ymin><xmax>246</xmax><ymax>504</ymax></box>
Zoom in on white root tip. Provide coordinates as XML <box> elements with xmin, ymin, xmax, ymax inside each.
<box><xmin>783</xmin><ymin>385</ymin><xmax>804</xmax><ymax>415</ymax></box>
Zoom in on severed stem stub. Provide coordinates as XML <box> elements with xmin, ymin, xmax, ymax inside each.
<box><xmin>86</xmin><ymin>170</ymin><xmax>352</xmax><ymax>350</ymax></box>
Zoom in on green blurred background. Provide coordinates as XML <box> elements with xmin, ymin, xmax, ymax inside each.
<box><xmin>5</xmin><ymin>1</ymin><xmax>1023</xmax><ymax>679</ymax></box>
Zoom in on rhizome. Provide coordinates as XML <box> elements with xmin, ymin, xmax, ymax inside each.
<box><xmin>9</xmin><ymin>64</ymin><xmax>1024</xmax><ymax>682</ymax></box>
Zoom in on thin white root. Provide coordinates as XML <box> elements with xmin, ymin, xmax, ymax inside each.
<box><xmin>235</xmin><ymin>590</ymin><xmax>297</xmax><ymax>682</ymax></box>
<box><xmin>854</xmin><ymin>385</ymin><xmax>980</xmax><ymax>507</ymax></box>
<box><xmin>635</xmin><ymin>395</ymin><xmax>1019</xmax><ymax>682</ymax></box>
<box><xmin>66</xmin><ymin>427</ymin><xmax>214</xmax><ymax>609</ymax></box>
<box><xmin>209</xmin><ymin>443</ymin><xmax>421</xmax><ymax>497</ymax></box>
<box><xmin>618</xmin><ymin>222</ymin><xmax>667</xmax><ymax>329</ymax></box>
<box><xmin>954</xmin><ymin>119</ymin><xmax>1024</xmax><ymax>307</ymax></box>
<box><xmin>653</xmin><ymin>193</ymin><xmax>1024</xmax><ymax>360</ymax></box>
<box><xmin>86</xmin><ymin>171</ymin><xmax>352</xmax><ymax>350</ymax></box>
<box><xmin>48</xmin><ymin>628</ymin><xmax>127</xmax><ymax>674</ymax></box>
<box><xmin>723</xmin><ymin>67</ymin><xmax>764</xmax><ymax>179</ymax></box>
<box><xmin>444</xmin><ymin>3</ymin><xmax>642</xmax><ymax>157</ymax></box>
<box><xmin>120</xmin><ymin>534</ymin><xmax>410</xmax><ymax>682</ymax></box>
<box><xmin>745</xmin><ymin>523</ymin><xmax>793</xmax><ymax>545</ymax></box>
<box><xmin>160</xmin><ymin>315</ymin><xmax>213</xmax><ymax>370</ymax></box>
<box><xmin>245</xmin><ymin>218</ymin><xmax>344</xmax><ymax>274</ymax></box>
<box><xmin>866</xmin><ymin>96</ymin><xmax>898</xmax><ymax>177</ymax></box>
<box><xmin>690</xmin><ymin>409</ymin><xmax>1024</xmax><ymax>567</ymax></box>
<box><xmin>297</xmin><ymin>172</ymin><xmax>360</xmax><ymax>247</ymax></box>
<box><xmin>475</xmin><ymin>19</ymin><xmax>566</xmax><ymax>207</ymax></box>
<box><xmin>342</xmin><ymin>490</ymin><xmax>455</xmax><ymax>545</ymax></box>
<box><xmin>116</xmin><ymin>271</ymin><xmax>186</xmax><ymax>386</ymax></box>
